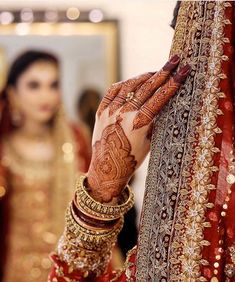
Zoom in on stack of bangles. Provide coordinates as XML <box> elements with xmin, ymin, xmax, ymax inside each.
<box><xmin>57</xmin><ymin>174</ymin><xmax>135</xmax><ymax>278</ymax></box>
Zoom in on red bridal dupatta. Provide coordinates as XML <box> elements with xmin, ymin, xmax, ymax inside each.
<box><xmin>136</xmin><ymin>1</ymin><xmax>235</xmax><ymax>281</ymax></box>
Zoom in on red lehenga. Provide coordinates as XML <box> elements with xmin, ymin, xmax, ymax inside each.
<box><xmin>49</xmin><ymin>1</ymin><xmax>235</xmax><ymax>281</ymax></box>
<box><xmin>0</xmin><ymin>106</ymin><xmax>91</xmax><ymax>281</ymax></box>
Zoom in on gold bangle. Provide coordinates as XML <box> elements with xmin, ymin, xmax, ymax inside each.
<box><xmin>59</xmin><ymin>171</ymin><xmax>134</xmax><ymax>278</ymax></box>
<box><xmin>74</xmin><ymin>194</ymin><xmax>120</xmax><ymax>222</ymax></box>
<box><xmin>75</xmin><ymin>175</ymin><xmax>134</xmax><ymax>220</ymax></box>
<box><xmin>57</xmin><ymin>192</ymin><xmax>127</xmax><ymax>278</ymax></box>
<box><xmin>72</xmin><ymin>199</ymin><xmax>119</xmax><ymax>229</ymax></box>
<box><xmin>65</xmin><ymin>204</ymin><xmax>124</xmax><ymax>245</ymax></box>
<box><xmin>70</xmin><ymin>202</ymin><xmax>117</xmax><ymax>232</ymax></box>
<box><xmin>64</xmin><ymin>230</ymin><xmax>107</xmax><ymax>252</ymax></box>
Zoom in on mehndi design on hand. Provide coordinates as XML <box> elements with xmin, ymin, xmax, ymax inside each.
<box><xmin>120</xmin><ymin>54</ymin><xmax>181</xmax><ymax>114</ymax></box>
<box><xmin>133</xmin><ymin>64</ymin><xmax>191</xmax><ymax>129</ymax></box>
<box><xmin>108</xmin><ymin>72</ymin><xmax>153</xmax><ymax>116</ymax></box>
<box><xmin>87</xmin><ymin>55</ymin><xmax>191</xmax><ymax>203</ymax></box>
<box><xmin>87</xmin><ymin>122</ymin><xmax>137</xmax><ymax>202</ymax></box>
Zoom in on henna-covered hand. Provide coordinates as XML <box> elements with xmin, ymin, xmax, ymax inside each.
<box><xmin>87</xmin><ymin>55</ymin><xmax>191</xmax><ymax>203</ymax></box>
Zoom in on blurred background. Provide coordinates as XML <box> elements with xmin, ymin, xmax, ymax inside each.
<box><xmin>0</xmin><ymin>1</ymin><xmax>177</xmax><ymax>280</ymax></box>
<box><xmin>0</xmin><ymin>0</ymin><xmax>177</xmax><ymax>220</ymax></box>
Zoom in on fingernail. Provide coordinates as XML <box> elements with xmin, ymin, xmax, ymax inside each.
<box><xmin>169</xmin><ymin>54</ymin><xmax>180</xmax><ymax>64</ymax></box>
<box><xmin>174</xmin><ymin>64</ymin><xmax>191</xmax><ymax>83</ymax></box>
<box><xmin>179</xmin><ymin>64</ymin><xmax>191</xmax><ymax>76</ymax></box>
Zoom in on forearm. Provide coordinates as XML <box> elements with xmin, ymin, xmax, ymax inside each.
<box><xmin>49</xmin><ymin>174</ymin><xmax>134</xmax><ymax>281</ymax></box>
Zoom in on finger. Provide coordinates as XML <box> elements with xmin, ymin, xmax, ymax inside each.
<box><xmin>133</xmin><ymin>64</ymin><xmax>191</xmax><ymax>130</ymax></box>
<box><xmin>108</xmin><ymin>72</ymin><xmax>154</xmax><ymax>116</ymax></box>
<box><xmin>120</xmin><ymin>54</ymin><xmax>180</xmax><ymax>114</ymax></box>
<box><xmin>97</xmin><ymin>82</ymin><xmax>122</xmax><ymax>117</ymax></box>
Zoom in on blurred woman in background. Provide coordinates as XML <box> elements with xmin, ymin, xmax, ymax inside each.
<box><xmin>0</xmin><ymin>50</ymin><xmax>90</xmax><ymax>282</ymax></box>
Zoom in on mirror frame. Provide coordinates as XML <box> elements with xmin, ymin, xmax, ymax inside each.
<box><xmin>0</xmin><ymin>20</ymin><xmax>119</xmax><ymax>90</ymax></box>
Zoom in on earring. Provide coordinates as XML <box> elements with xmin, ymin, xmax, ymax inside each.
<box><xmin>11</xmin><ymin>108</ymin><xmax>22</xmax><ymax>126</ymax></box>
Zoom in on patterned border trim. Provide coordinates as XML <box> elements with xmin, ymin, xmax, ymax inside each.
<box><xmin>180</xmin><ymin>2</ymin><xmax>230</xmax><ymax>281</ymax></box>
<box><xmin>136</xmin><ymin>2</ymin><xmax>195</xmax><ymax>280</ymax></box>
<box><xmin>136</xmin><ymin>1</ymin><xmax>231</xmax><ymax>281</ymax></box>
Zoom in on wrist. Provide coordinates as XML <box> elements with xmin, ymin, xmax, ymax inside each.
<box><xmin>86</xmin><ymin>172</ymin><xmax>125</xmax><ymax>204</ymax></box>
<box><xmin>76</xmin><ymin>174</ymin><xmax>134</xmax><ymax>221</ymax></box>
<box><xmin>56</xmin><ymin>174</ymin><xmax>135</xmax><ymax>278</ymax></box>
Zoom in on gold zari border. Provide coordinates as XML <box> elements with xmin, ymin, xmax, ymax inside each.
<box><xmin>136</xmin><ymin>1</ymin><xmax>231</xmax><ymax>281</ymax></box>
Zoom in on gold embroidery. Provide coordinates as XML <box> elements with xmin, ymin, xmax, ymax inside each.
<box><xmin>2</xmin><ymin>143</ymin><xmax>55</xmax><ymax>282</ymax></box>
<box><xmin>170</xmin><ymin>2</ymin><xmax>218</xmax><ymax>280</ymax></box>
<box><xmin>181</xmin><ymin>2</ymin><xmax>228</xmax><ymax>280</ymax></box>
<box><xmin>2</xmin><ymin>140</ymin><xmax>54</xmax><ymax>183</ymax></box>
<box><xmin>2</xmin><ymin>107</ymin><xmax>78</xmax><ymax>282</ymax></box>
<box><xmin>136</xmin><ymin>1</ymin><xmax>230</xmax><ymax>281</ymax></box>
<box><xmin>226</xmin><ymin>174</ymin><xmax>235</xmax><ymax>184</ymax></box>
<box><xmin>110</xmin><ymin>246</ymin><xmax>137</xmax><ymax>282</ymax></box>
<box><xmin>225</xmin><ymin>263</ymin><xmax>235</xmax><ymax>279</ymax></box>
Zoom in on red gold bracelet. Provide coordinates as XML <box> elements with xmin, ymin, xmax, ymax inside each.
<box><xmin>75</xmin><ymin>175</ymin><xmax>134</xmax><ymax>221</ymax></box>
<box><xmin>56</xmin><ymin>174</ymin><xmax>135</xmax><ymax>278</ymax></box>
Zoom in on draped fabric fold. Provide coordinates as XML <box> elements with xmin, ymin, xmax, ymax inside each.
<box><xmin>136</xmin><ymin>1</ymin><xmax>235</xmax><ymax>281</ymax></box>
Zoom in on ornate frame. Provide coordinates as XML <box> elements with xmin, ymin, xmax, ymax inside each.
<box><xmin>0</xmin><ymin>20</ymin><xmax>119</xmax><ymax>90</ymax></box>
